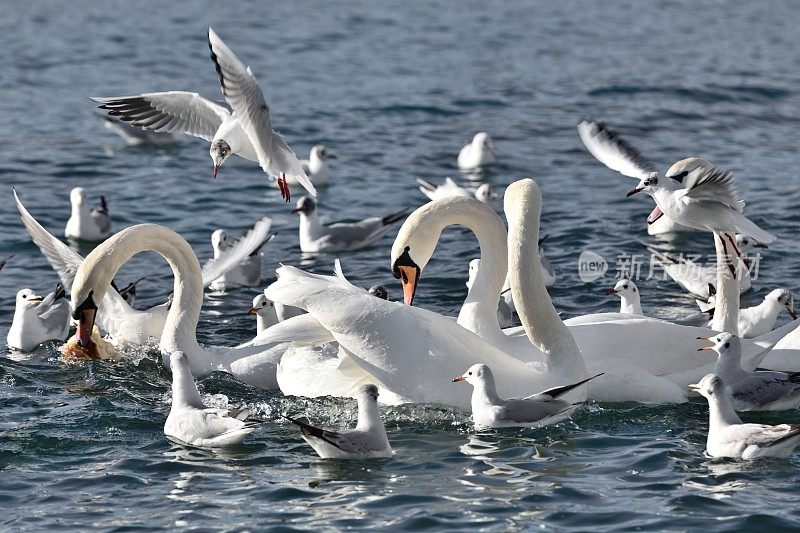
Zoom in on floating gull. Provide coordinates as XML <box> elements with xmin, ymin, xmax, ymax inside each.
<box><xmin>737</xmin><ymin>289</ymin><xmax>796</xmax><ymax>338</ymax></box>
<box><xmin>689</xmin><ymin>373</ymin><xmax>800</xmax><ymax>459</ymax></box>
<box><xmin>604</xmin><ymin>279</ymin><xmax>643</xmax><ymax>315</ymax></box>
<box><xmin>164</xmin><ymin>351</ymin><xmax>259</xmax><ymax>447</ymax></box>
<box><xmin>248</xmin><ymin>294</ymin><xmax>279</xmax><ymax>335</ymax></box>
<box><xmin>292</xmin><ymin>197</ymin><xmax>406</xmax><ymax>253</ymax></box>
<box><xmin>98</xmin><ymin>114</ymin><xmax>181</xmax><ymax>146</ymax></box>
<box><xmin>368</xmin><ymin>285</ymin><xmax>389</xmax><ymax>300</ymax></box>
<box><xmin>112</xmin><ymin>277</ymin><xmax>146</xmax><ymax>307</ymax></box>
<box><xmin>64</xmin><ymin>187</ymin><xmax>111</xmax><ymax>242</ymax></box>
<box><xmin>286</xmin><ymin>384</ymin><xmax>391</xmax><ymax>459</ymax></box>
<box><xmin>458</xmin><ymin>132</ymin><xmax>496</xmax><ymax>170</ymax></box>
<box><xmin>698</xmin><ymin>333</ymin><xmax>800</xmax><ymax>411</ymax></box>
<box><xmin>207</xmin><ymin>220</ymin><xmax>273</xmax><ymax>291</ymax></box>
<box><xmin>288</xmin><ymin>145</ymin><xmax>336</xmax><ymax>187</ymax></box>
<box><xmin>453</xmin><ymin>364</ymin><xmax>601</xmax><ymax>428</ymax></box>
<box><xmin>7</xmin><ymin>283</ymin><xmax>70</xmax><ymax>352</ymax></box>
<box><xmin>416</xmin><ymin>177</ymin><xmax>496</xmax><ymax>203</ymax></box>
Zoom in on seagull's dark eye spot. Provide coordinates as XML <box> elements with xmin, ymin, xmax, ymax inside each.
<box><xmin>22</xmin><ymin>294</ymin><xmax>26</xmax><ymax>299</ymax></box>
<box><xmin>468</xmin><ymin>372</ymin><xmax>472</xmax><ymax>376</ymax></box>
<box><xmin>724</xmin><ymin>342</ymin><xmax>730</xmax><ymax>348</ymax></box>
<box><xmin>623</xmin><ymin>284</ymin><xmax>628</xmax><ymax>289</ymax></box>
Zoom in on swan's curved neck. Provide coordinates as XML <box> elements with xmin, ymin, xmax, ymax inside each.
<box><xmin>506</xmin><ymin>183</ymin><xmax>586</xmax><ymax>377</ymax></box>
<box><xmin>711</xmin><ymin>232</ymin><xmax>740</xmax><ymax>334</ymax></box>
<box><xmin>399</xmin><ymin>198</ymin><xmax>508</xmax><ymax>337</ymax></box>
<box><xmin>441</xmin><ymin>207</ymin><xmax>508</xmax><ymax>336</ymax></box>
<box><xmin>78</xmin><ymin>224</ymin><xmax>206</xmax><ymax>366</ymax></box>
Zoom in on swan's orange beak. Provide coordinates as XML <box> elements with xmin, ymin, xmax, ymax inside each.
<box><xmin>397</xmin><ymin>265</ymin><xmax>419</xmax><ymax>306</ymax></box>
<box><xmin>76</xmin><ymin>308</ymin><xmax>96</xmax><ymax>347</ymax></box>
<box><xmin>452</xmin><ymin>375</ymin><xmax>465</xmax><ymax>382</ymax></box>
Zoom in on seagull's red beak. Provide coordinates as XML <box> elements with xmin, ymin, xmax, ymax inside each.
<box><xmin>213</xmin><ymin>164</ymin><xmax>219</xmax><ymax>179</ymax></box>
<box><xmin>604</xmin><ymin>288</ymin><xmax>617</xmax><ymax>296</ymax></box>
<box><xmin>452</xmin><ymin>375</ymin><xmax>466</xmax><ymax>382</ymax></box>
<box><xmin>626</xmin><ymin>187</ymin><xmax>644</xmax><ymax>197</ymax></box>
<box><xmin>247</xmin><ymin>307</ymin><xmax>259</xmax><ymax>315</ymax></box>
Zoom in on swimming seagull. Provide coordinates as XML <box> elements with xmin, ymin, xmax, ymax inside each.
<box><xmin>112</xmin><ymin>277</ymin><xmax>146</xmax><ymax>307</ymax></box>
<box><xmin>286</xmin><ymin>384</ymin><xmax>392</xmax><ymax>459</ymax></box>
<box><xmin>452</xmin><ymin>364</ymin><xmax>602</xmax><ymax>429</ymax></box>
<box><xmin>164</xmin><ymin>351</ymin><xmax>259</xmax><ymax>447</ymax></box>
<box><xmin>7</xmin><ymin>283</ymin><xmax>71</xmax><ymax>352</ymax></box>
<box><xmin>697</xmin><ymin>333</ymin><xmax>800</xmax><ymax>411</ymax></box>
<box><xmin>737</xmin><ymin>289</ymin><xmax>796</xmax><ymax>338</ymax></box>
<box><xmin>458</xmin><ymin>132</ymin><xmax>496</xmax><ymax>170</ymax></box>
<box><xmin>98</xmin><ymin>114</ymin><xmax>182</xmax><ymax>146</ymax></box>
<box><xmin>248</xmin><ymin>294</ymin><xmax>279</xmax><ymax>335</ymax></box>
<box><xmin>604</xmin><ymin>279</ymin><xmax>643</xmax><ymax>315</ymax></box>
<box><xmin>368</xmin><ymin>285</ymin><xmax>389</xmax><ymax>300</ymax></box>
<box><xmin>467</xmin><ymin>259</ymin><xmax>514</xmax><ymax>328</ymax></box>
<box><xmin>292</xmin><ymin>197</ymin><xmax>407</xmax><ymax>253</ymax></box>
<box><xmin>64</xmin><ymin>187</ymin><xmax>112</xmax><ymax>242</ymax></box>
<box><xmin>90</xmin><ymin>29</ymin><xmax>315</xmax><ymax>202</ymax></box>
<box><xmin>416</xmin><ymin>177</ymin><xmax>496</xmax><ymax>203</ymax></box>
<box><xmin>689</xmin><ymin>373</ymin><xmax>800</xmax><ymax>459</ymax></box>
<box><xmin>288</xmin><ymin>145</ymin><xmax>336</xmax><ymax>187</ymax></box>
<box><xmin>207</xmin><ymin>220</ymin><xmax>274</xmax><ymax>290</ymax></box>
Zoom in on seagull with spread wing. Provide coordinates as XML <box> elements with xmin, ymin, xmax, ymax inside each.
<box><xmin>578</xmin><ymin>119</ymin><xmax>775</xmax><ymax>267</ymax></box>
<box><xmin>90</xmin><ymin>28</ymin><xmax>315</xmax><ymax>202</ymax></box>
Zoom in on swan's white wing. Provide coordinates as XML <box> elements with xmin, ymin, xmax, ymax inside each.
<box><xmin>207</xmin><ymin>28</ymin><xmax>316</xmax><ymax>197</ymax></box>
<box><xmin>577</xmin><ymin>119</ymin><xmax>657</xmax><ymax>179</ymax></box>
<box><xmin>680</xmin><ymin>165</ymin><xmax>745</xmax><ymax>212</ymax></box>
<box><xmin>265</xmin><ymin>264</ymin><xmax>554</xmax><ymax>409</ymax></box>
<box><xmin>241</xmin><ymin>313</ymin><xmax>335</xmax><ymax>348</ymax></box>
<box><xmin>14</xmin><ymin>190</ymin><xmax>144</xmax><ymax>333</ymax></box>
<box><xmin>91</xmin><ymin>92</ymin><xmax>230</xmax><ymax>142</ymax></box>
<box><xmin>14</xmin><ymin>189</ymin><xmax>83</xmax><ymax>289</ymax></box>
<box><xmin>201</xmin><ymin>216</ymin><xmax>272</xmax><ymax>287</ymax></box>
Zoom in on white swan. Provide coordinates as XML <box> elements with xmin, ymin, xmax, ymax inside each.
<box><xmin>15</xmin><ymin>190</ymin><xmax>269</xmax><ymax>348</ymax></box>
<box><xmin>390</xmin><ymin>192</ymin><xmax>797</xmax><ymax>403</ymax></box>
<box><xmin>264</xmin><ymin>180</ymin><xmax>589</xmax><ymax>409</ymax></box>
<box><xmin>70</xmin><ymin>223</ymin><xmax>282</xmax><ymax>388</ymax></box>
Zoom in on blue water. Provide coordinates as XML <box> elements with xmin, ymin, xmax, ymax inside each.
<box><xmin>2</xmin><ymin>1</ymin><xmax>800</xmax><ymax>530</ymax></box>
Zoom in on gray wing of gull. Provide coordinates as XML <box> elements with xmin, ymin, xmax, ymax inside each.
<box><xmin>732</xmin><ymin>372</ymin><xmax>800</xmax><ymax>406</ymax></box>
<box><xmin>13</xmin><ymin>189</ymin><xmax>135</xmax><ymax>332</ymax></box>
<box><xmin>91</xmin><ymin>91</ymin><xmax>230</xmax><ymax>142</ymax></box>
<box><xmin>201</xmin><ymin>216</ymin><xmax>272</xmax><ymax>286</ymax></box>
<box><xmin>497</xmin><ymin>398</ymin><xmax>573</xmax><ymax>424</ymax></box>
<box><xmin>207</xmin><ymin>28</ymin><xmax>316</xmax><ymax>197</ymax></box>
<box><xmin>577</xmin><ymin>119</ymin><xmax>657</xmax><ymax>180</ymax></box>
<box><xmin>681</xmin><ymin>165</ymin><xmax>745</xmax><ymax>213</ymax></box>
